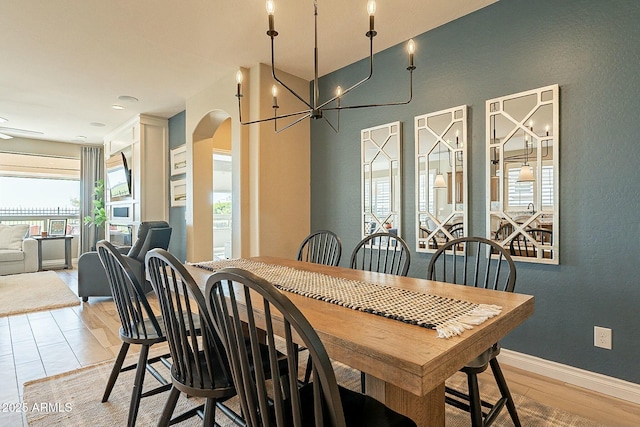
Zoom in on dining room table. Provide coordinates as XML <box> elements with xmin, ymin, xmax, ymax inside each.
<box><xmin>184</xmin><ymin>255</ymin><xmax>534</xmax><ymax>427</ymax></box>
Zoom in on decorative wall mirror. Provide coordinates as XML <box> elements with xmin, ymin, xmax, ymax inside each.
<box><xmin>361</xmin><ymin>121</ymin><xmax>402</xmax><ymax>238</ymax></box>
<box><xmin>486</xmin><ymin>85</ymin><xmax>559</xmax><ymax>264</ymax></box>
<box><xmin>415</xmin><ymin>106</ymin><xmax>467</xmax><ymax>252</ymax></box>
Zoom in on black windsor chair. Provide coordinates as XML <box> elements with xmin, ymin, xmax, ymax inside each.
<box><xmin>205</xmin><ymin>267</ymin><xmax>418</xmax><ymax>427</ymax></box>
<box><xmin>96</xmin><ymin>240</ymin><xmax>172</xmax><ymax>427</ymax></box>
<box><xmin>426</xmin><ymin>236</ymin><xmax>521</xmax><ymax>427</ymax></box>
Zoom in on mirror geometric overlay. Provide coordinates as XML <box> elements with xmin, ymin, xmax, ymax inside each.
<box><xmin>415</xmin><ymin>106</ymin><xmax>467</xmax><ymax>253</ymax></box>
<box><xmin>361</xmin><ymin>121</ymin><xmax>402</xmax><ymax>238</ymax></box>
<box><xmin>486</xmin><ymin>85</ymin><xmax>559</xmax><ymax>264</ymax></box>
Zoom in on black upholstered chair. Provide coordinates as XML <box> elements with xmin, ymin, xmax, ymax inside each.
<box><xmin>297</xmin><ymin>230</ymin><xmax>342</xmax><ymax>267</ymax></box>
<box><xmin>205</xmin><ymin>267</ymin><xmax>418</xmax><ymax>427</ymax></box>
<box><xmin>350</xmin><ymin>232</ymin><xmax>411</xmax><ymax>277</ymax></box>
<box><xmin>427</xmin><ymin>236</ymin><xmax>520</xmax><ymax>427</ymax></box>
<box><xmin>79</xmin><ymin>221</ymin><xmax>172</xmax><ymax>301</ymax></box>
<box><xmin>96</xmin><ymin>240</ymin><xmax>171</xmax><ymax>427</ymax></box>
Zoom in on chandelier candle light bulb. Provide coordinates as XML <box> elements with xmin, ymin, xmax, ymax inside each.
<box><xmin>367</xmin><ymin>0</ymin><xmax>376</xmax><ymax>34</ymax></box>
<box><xmin>408</xmin><ymin>39</ymin><xmax>415</xmax><ymax>69</ymax></box>
<box><xmin>266</xmin><ymin>0</ymin><xmax>276</xmax><ymax>33</ymax></box>
<box><xmin>272</xmin><ymin>85</ymin><xmax>278</xmax><ymax>108</ymax></box>
<box><xmin>236</xmin><ymin>70</ymin><xmax>243</xmax><ymax>97</ymax></box>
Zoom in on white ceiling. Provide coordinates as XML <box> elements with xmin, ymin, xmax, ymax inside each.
<box><xmin>0</xmin><ymin>0</ymin><xmax>496</xmax><ymax>146</ymax></box>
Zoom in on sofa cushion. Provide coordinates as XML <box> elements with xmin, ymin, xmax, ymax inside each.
<box><xmin>0</xmin><ymin>224</ymin><xmax>29</xmax><ymax>250</ymax></box>
<box><xmin>0</xmin><ymin>249</ymin><xmax>25</xmax><ymax>262</ymax></box>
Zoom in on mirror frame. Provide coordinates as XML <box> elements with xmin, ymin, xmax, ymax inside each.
<box><xmin>415</xmin><ymin>105</ymin><xmax>468</xmax><ymax>253</ymax></box>
<box><xmin>361</xmin><ymin>121</ymin><xmax>402</xmax><ymax>238</ymax></box>
<box><xmin>485</xmin><ymin>84</ymin><xmax>559</xmax><ymax>264</ymax></box>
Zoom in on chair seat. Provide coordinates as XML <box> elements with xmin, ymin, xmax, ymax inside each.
<box><xmin>460</xmin><ymin>343</ymin><xmax>500</xmax><ymax>373</ymax></box>
<box><xmin>169</xmin><ymin>350</ymin><xmax>235</xmax><ymax>398</ymax></box>
<box><xmin>293</xmin><ymin>383</ymin><xmax>417</xmax><ymax>427</ymax></box>
<box><xmin>119</xmin><ymin>316</ymin><xmax>167</xmax><ymax>343</ymax></box>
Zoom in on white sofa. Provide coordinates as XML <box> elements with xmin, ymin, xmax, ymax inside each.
<box><xmin>0</xmin><ymin>224</ymin><xmax>38</xmax><ymax>276</ymax></box>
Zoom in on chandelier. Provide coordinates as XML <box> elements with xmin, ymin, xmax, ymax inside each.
<box><xmin>235</xmin><ymin>0</ymin><xmax>417</xmax><ymax>133</ymax></box>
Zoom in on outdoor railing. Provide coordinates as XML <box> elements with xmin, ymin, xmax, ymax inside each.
<box><xmin>0</xmin><ymin>207</ymin><xmax>81</xmax><ymax>236</ymax></box>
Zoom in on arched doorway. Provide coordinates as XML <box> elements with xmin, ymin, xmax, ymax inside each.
<box><xmin>190</xmin><ymin>111</ymin><xmax>232</xmax><ymax>262</ymax></box>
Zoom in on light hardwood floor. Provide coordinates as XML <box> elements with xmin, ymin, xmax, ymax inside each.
<box><xmin>1</xmin><ymin>268</ymin><xmax>639</xmax><ymax>426</ymax></box>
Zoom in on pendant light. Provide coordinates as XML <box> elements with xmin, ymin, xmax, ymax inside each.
<box><xmin>517</xmin><ymin>128</ymin><xmax>535</xmax><ymax>182</ymax></box>
<box><xmin>434</xmin><ymin>143</ymin><xmax>447</xmax><ymax>188</ymax></box>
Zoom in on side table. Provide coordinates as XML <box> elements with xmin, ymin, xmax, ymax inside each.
<box><xmin>33</xmin><ymin>235</ymin><xmax>73</xmax><ymax>271</ymax></box>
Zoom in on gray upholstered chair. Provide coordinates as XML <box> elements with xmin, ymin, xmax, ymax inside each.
<box><xmin>78</xmin><ymin>221</ymin><xmax>171</xmax><ymax>301</ymax></box>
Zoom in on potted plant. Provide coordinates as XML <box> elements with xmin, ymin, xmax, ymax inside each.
<box><xmin>84</xmin><ymin>179</ymin><xmax>107</xmax><ymax>249</ymax></box>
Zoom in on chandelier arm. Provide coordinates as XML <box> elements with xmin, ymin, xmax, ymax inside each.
<box><xmin>238</xmin><ymin>108</ymin><xmax>312</xmax><ymax>126</ymax></box>
<box><xmin>322</xmin><ymin>69</ymin><xmax>414</xmax><ymax>111</ymax></box>
<box><xmin>321</xmin><ymin>112</ymin><xmax>340</xmax><ymax>133</ymax></box>
<box><xmin>270</xmin><ymin>38</ymin><xmax>313</xmax><ymax>109</ymax></box>
<box><xmin>316</xmin><ymin>36</ymin><xmax>375</xmax><ymax>110</ymax></box>
<box><xmin>274</xmin><ymin>112</ymin><xmax>314</xmax><ymax>133</ymax></box>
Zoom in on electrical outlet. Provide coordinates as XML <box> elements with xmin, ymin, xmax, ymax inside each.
<box><xmin>594</xmin><ymin>326</ymin><xmax>612</xmax><ymax>350</ymax></box>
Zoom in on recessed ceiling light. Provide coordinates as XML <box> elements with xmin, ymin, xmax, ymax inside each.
<box><xmin>112</xmin><ymin>104</ymin><xmax>125</xmax><ymax>110</ymax></box>
<box><xmin>118</xmin><ymin>95</ymin><xmax>139</xmax><ymax>102</ymax></box>
<box><xmin>0</xmin><ymin>117</ymin><xmax>7</xmax><ymax>123</ymax></box>
<box><xmin>75</xmin><ymin>135</ymin><xmax>87</xmax><ymax>140</ymax></box>
<box><xmin>90</xmin><ymin>122</ymin><xmax>106</xmax><ymax>127</ymax></box>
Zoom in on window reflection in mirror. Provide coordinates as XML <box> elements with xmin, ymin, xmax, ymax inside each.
<box><xmin>361</xmin><ymin>122</ymin><xmax>401</xmax><ymax>238</ymax></box>
<box><xmin>486</xmin><ymin>85</ymin><xmax>559</xmax><ymax>264</ymax></box>
<box><xmin>415</xmin><ymin>106</ymin><xmax>467</xmax><ymax>252</ymax></box>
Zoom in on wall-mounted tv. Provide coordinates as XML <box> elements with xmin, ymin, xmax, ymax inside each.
<box><xmin>106</xmin><ymin>152</ymin><xmax>131</xmax><ymax>198</ymax></box>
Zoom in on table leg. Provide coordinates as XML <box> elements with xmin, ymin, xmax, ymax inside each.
<box><xmin>366</xmin><ymin>374</ymin><xmax>445</xmax><ymax>427</ymax></box>
<box><xmin>37</xmin><ymin>239</ymin><xmax>43</xmax><ymax>271</ymax></box>
<box><xmin>64</xmin><ymin>237</ymin><xmax>72</xmax><ymax>269</ymax></box>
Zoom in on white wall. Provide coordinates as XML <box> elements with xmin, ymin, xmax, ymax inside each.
<box><xmin>185</xmin><ymin>64</ymin><xmax>310</xmax><ymax>262</ymax></box>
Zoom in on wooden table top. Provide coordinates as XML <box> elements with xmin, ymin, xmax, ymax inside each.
<box><xmin>185</xmin><ymin>256</ymin><xmax>534</xmax><ymax>398</ymax></box>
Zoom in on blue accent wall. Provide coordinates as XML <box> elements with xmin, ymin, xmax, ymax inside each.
<box><xmin>311</xmin><ymin>0</ymin><xmax>640</xmax><ymax>382</ymax></box>
<box><xmin>168</xmin><ymin>111</ymin><xmax>187</xmax><ymax>262</ymax></box>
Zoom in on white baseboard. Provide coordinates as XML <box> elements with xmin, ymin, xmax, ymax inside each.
<box><xmin>499</xmin><ymin>349</ymin><xmax>640</xmax><ymax>405</ymax></box>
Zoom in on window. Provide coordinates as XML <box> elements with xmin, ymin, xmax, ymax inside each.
<box><xmin>0</xmin><ymin>176</ymin><xmax>79</xmax><ymax>211</ymax></box>
<box><xmin>0</xmin><ymin>153</ymin><xmax>81</xmax><ymax>235</ymax></box>
<box><xmin>541</xmin><ymin>165</ymin><xmax>554</xmax><ymax>207</ymax></box>
<box><xmin>507</xmin><ymin>167</ymin><xmax>534</xmax><ymax>207</ymax></box>
<box><xmin>506</xmin><ymin>165</ymin><xmax>554</xmax><ymax>209</ymax></box>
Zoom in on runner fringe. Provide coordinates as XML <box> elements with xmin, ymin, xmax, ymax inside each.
<box><xmin>436</xmin><ymin>304</ymin><xmax>502</xmax><ymax>338</ymax></box>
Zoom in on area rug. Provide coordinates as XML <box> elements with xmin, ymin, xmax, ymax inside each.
<box><xmin>22</xmin><ymin>353</ymin><xmax>604</xmax><ymax>427</ymax></box>
<box><xmin>0</xmin><ymin>271</ymin><xmax>79</xmax><ymax>317</ymax></box>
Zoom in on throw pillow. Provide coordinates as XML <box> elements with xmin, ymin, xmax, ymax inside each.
<box><xmin>0</xmin><ymin>224</ymin><xmax>30</xmax><ymax>250</ymax></box>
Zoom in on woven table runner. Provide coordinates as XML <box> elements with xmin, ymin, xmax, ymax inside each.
<box><xmin>192</xmin><ymin>259</ymin><xmax>502</xmax><ymax>338</ymax></box>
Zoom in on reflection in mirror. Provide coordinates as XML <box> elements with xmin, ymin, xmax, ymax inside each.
<box><xmin>415</xmin><ymin>106</ymin><xmax>467</xmax><ymax>252</ymax></box>
<box><xmin>361</xmin><ymin>121</ymin><xmax>401</xmax><ymax>238</ymax></box>
<box><xmin>486</xmin><ymin>85</ymin><xmax>559</xmax><ymax>264</ymax></box>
